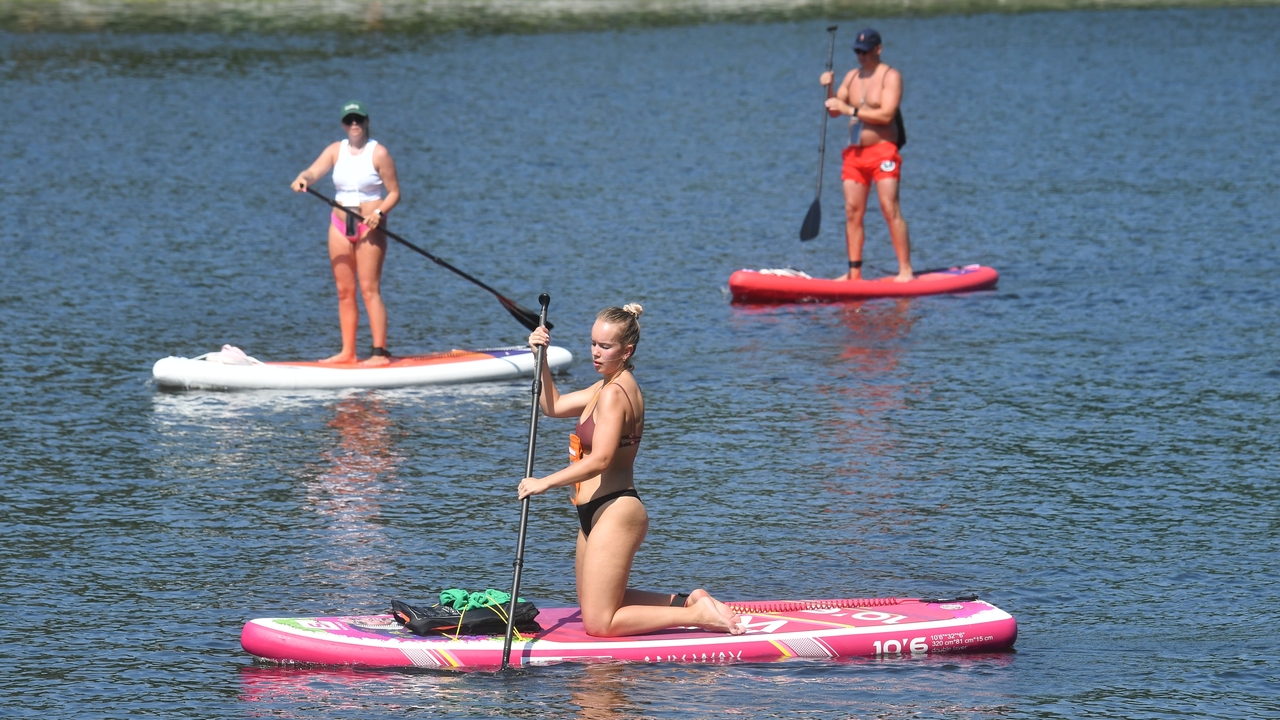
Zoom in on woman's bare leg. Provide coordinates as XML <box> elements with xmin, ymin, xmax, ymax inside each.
<box><xmin>323</xmin><ymin>226</ymin><xmax>359</xmax><ymax>364</ymax></box>
<box><xmin>576</xmin><ymin>498</ymin><xmax>743</xmax><ymax>637</ymax></box>
<box><xmin>355</xmin><ymin>233</ymin><xmax>389</xmax><ymax>366</ymax></box>
<box><xmin>618</xmin><ymin>587</ymin><xmax>743</xmax><ymax>631</ymax></box>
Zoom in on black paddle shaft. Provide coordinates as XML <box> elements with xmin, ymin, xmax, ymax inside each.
<box><xmin>303</xmin><ymin>188</ymin><xmax>549</xmax><ymax>331</ymax></box>
<box><xmin>501</xmin><ymin>293</ymin><xmax>550</xmax><ymax>671</ymax></box>
<box><xmin>800</xmin><ymin>26</ymin><xmax>839</xmax><ymax>242</ymax></box>
<box><xmin>815</xmin><ymin>26</ymin><xmax>839</xmax><ymax>199</ymax></box>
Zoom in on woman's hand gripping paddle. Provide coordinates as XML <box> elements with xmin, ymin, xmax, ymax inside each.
<box><xmin>799</xmin><ymin>26</ymin><xmax>838</xmax><ymax>242</ymax></box>
<box><xmin>501</xmin><ymin>293</ymin><xmax>550</xmax><ymax>670</ymax></box>
<box><xmin>304</xmin><ymin>188</ymin><xmax>550</xmax><ymax>331</ymax></box>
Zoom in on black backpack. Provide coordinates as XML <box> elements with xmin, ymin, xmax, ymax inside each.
<box><xmin>391</xmin><ymin>598</ymin><xmax>541</xmax><ymax>637</ymax></box>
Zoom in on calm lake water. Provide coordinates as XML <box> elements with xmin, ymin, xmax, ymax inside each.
<box><xmin>2</xmin><ymin>5</ymin><xmax>1278</xmax><ymax>718</ymax></box>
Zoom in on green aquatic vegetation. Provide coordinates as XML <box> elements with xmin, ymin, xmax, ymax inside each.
<box><xmin>2</xmin><ymin>0</ymin><xmax>1274</xmax><ymax>34</ymax></box>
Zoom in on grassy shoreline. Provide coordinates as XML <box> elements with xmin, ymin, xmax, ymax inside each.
<box><xmin>1</xmin><ymin>0</ymin><xmax>1274</xmax><ymax>33</ymax></box>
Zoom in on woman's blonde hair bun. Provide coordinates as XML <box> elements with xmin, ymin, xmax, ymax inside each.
<box><xmin>596</xmin><ymin>304</ymin><xmax>644</xmax><ymax>368</ymax></box>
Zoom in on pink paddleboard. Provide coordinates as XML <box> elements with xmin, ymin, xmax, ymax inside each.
<box><xmin>241</xmin><ymin>597</ymin><xmax>1016</xmax><ymax>669</ymax></box>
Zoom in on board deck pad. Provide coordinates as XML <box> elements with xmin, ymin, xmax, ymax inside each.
<box><xmin>242</xmin><ymin>598</ymin><xmax>1016</xmax><ymax>669</ymax></box>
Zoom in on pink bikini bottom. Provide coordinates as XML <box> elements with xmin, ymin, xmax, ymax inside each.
<box><xmin>331</xmin><ymin>210</ymin><xmax>369</xmax><ymax>243</ymax></box>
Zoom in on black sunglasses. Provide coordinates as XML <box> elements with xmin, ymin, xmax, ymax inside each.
<box><xmin>342</xmin><ymin>115</ymin><xmax>366</xmax><ymax>126</ymax></box>
<box><xmin>854</xmin><ymin>49</ymin><xmax>869</xmax><ymax>55</ymax></box>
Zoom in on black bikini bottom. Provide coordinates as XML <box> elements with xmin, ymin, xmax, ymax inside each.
<box><xmin>576</xmin><ymin>488</ymin><xmax>641</xmax><ymax>537</ymax></box>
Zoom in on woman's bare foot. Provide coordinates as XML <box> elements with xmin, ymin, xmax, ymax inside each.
<box><xmin>686</xmin><ymin>594</ymin><xmax>747</xmax><ymax>632</ymax></box>
<box><xmin>320</xmin><ymin>352</ymin><xmax>357</xmax><ymax>364</ymax></box>
<box><xmin>686</xmin><ymin>588</ymin><xmax>714</xmax><ymax>607</ymax></box>
<box><xmin>833</xmin><ymin>271</ymin><xmax>863</xmax><ymax>282</ymax></box>
<box><xmin>359</xmin><ymin>354</ymin><xmax>391</xmax><ymax>367</ymax></box>
<box><xmin>893</xmin><ymin>269</ymin><xmax>914</xmax><ymax>283</ymax></box>
<box><xmin>688</xmin><ymin>588</ymin><xmax>738</xmax><ymax>620</ymax></box>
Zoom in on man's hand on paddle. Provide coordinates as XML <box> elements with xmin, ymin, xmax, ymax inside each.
<box><xmin>820</xmin><ymin>70</ymin><xmax>851</xmax><ymax>117</ymax></box>
<box><xmin>825</xmin><ymin>97</ymin><xmax>853</xmax><ymax>115</ymax></box>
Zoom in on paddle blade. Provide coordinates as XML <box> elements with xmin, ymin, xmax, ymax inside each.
<box><xmin>799</xmin><ymin>199</ymin><xmax>821</xmax><ymax>241</ymax></box>
<box><xmin>500</xmin><ymin>296</ymin><xmax>554</xmax><ymax>332</ymax></box>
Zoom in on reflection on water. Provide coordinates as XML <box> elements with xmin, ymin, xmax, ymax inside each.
<box><xmin>237</xmin><ymin>663</ymin><xmax>637</xmax><ymax>717</ymax></box>
<box><xmin>238</xmin><ymin>652</ymin><xmax>1021</xmax><ymax>717</ymax></box>
<box><xmin>567</xmin><ymin>663</ymin><xmax>644</xmax><ymax>720</ymax></box>
<box><xmin>238</xmin><ymin>665</ymin><xmax>474</xmax><ymax>716</ymax></box>
<box><xmin>821</xmin><ymin>299</ymin><xmax>919</xmax><ymax>474</ymax></box>
<box><xmin>317</xmin><ymin>394</ymin><xmax>402</xmax><ymax>485</ymax></box>
<box><xmin>303</xmin><ymin>393</ymin><xmax>405</xmax><ymax>591</ymax></box>
<box><xmin>729</xmin><ymin>299</ymin><xmax>930</xmax><ymax>557</ymax></box>
<box><xmin>727</xmin><ymin>298</ymin><xmax>920</xmax><ymax>480</ymax></box>
<box><xmin>238</xmin><ymin>663</ymin><xmax>582</xmax><ymax>716</ymax></box>
<box><xmin>148</xmin><ymin>389</ymin><xmax>336</xmax><ymax>482</ymax></box>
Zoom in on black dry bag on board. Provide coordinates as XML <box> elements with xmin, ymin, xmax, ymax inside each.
<box><xmin>391</xmin><ymin>598</ymin><xmax>541</xmax><ymax>637</ymax></box>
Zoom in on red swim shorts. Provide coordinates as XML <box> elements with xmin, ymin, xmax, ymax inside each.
<box><xmin>841</xmin><ymin>142</ymin><xmax>902</xmax><ymax>185</ymax></box>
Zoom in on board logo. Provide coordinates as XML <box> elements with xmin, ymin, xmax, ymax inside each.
<box><xmin>939</xmin><ymin>604</ymin><xmax>964</xmax><ymax>610</ymax></box>
<box><xmin>880</xmin><ymin>160</ymin><xmax>897</xmax><ymax>173</ymax></box>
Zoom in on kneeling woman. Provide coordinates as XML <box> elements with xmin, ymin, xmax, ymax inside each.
<box><xmin>519</xmin><ymin>304</ymin><xmax>743</xmax><ymax>637</ymax></box>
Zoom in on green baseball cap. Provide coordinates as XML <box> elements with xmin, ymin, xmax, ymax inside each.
<box><xmin>340</xmin><ymin>100</ymin><xmax>368</xmax><ymax>120</ymax></box>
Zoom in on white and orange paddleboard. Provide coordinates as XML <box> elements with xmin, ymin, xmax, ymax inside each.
<box><xmin>153</xmin><ymin>345</ymin><xmax>572</xmax><ymax>391</ymax></box>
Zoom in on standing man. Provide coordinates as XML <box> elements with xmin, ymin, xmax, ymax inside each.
<box><xmin>820</xmin><ymin>28</ymin><xmax>913</xmax><ymax>282</ymax></box>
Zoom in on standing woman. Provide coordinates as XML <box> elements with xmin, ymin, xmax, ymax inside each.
<box><xmin>519</xmin><ymin>305</ymin><xmax>744</xmax><ymax>638</ymax></box>
<box><xmin>291</xmin><ymin>100</ymin><xmax>401</xmax><ymax>365</ymax></box>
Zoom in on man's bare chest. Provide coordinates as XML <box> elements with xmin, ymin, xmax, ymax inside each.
<box><xmin>848</xmin><ymin>69</ymin><xmax>887</xmax><ymax>107</ymax></box>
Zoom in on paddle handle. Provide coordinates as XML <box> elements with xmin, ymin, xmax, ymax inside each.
<box><xmin>301</xmin><ymin>187</ymin><xmax>548</xmax><ymax>331</ymax></box>
<box><xmin>304</xmin><ymin>188</ymin><xmax>494</xmax><ymax>290</ymax></box>
<box><xmin>814</xmin><ymin>26</ymin><xmax>838</xmax><ymax>199</ymax></box>
<box><xmin>501</xmin><ymin>293</ymin><xmax>550</xmax><ymax>670</ymax></box>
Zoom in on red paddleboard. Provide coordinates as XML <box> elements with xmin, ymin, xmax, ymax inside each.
<box><xmin>729</xmin><ymin>265</ymin><xmax>998</xmax><ymax>303</ymax></box>
<box><xmin>241</xmin><ymin>596</ymin><xmax>1016</xmax><ymax>669</ymax></box>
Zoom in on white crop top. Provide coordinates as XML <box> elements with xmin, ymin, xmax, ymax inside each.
<box><xmin>332</xmin><ymin>139</ymin><xmax>384</xmax><ymax>205</ymax></box>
